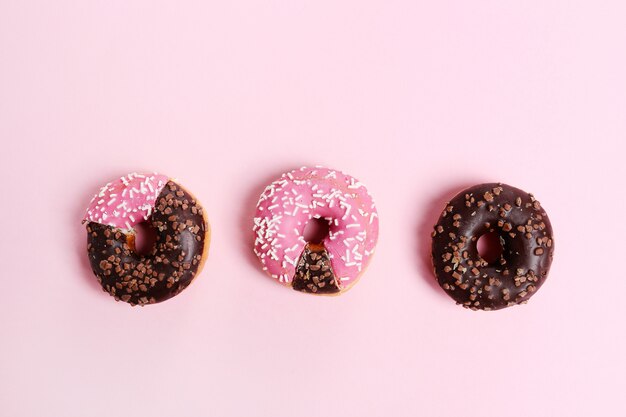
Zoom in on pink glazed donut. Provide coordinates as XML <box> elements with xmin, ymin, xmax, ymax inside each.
<box><xmin>253</xmin><ymin>166</ymin><xmax>379</xmax><ymax>295</ymax></box>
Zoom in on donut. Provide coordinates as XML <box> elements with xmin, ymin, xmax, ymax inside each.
<box><xmin>253</xmin><ymin>166</ymin><xmax>379</xmax><ymax>295</ymax></box>
<box><xmin>83</xmin><ymin>172</ymin><xmax>210</xmax><ymax>306</ymax></box>
<box><xmin>431</xmin><ymin>183</ymin><xmax>554</xmax><ymax>311</ymax></box>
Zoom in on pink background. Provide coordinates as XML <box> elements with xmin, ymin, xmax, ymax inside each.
<box><xmin>1</xmin><ymin>1</ymin><xmax>625</xmax><ymax>416</ymax></box>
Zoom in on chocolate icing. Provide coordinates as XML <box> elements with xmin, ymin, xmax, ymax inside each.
<box><xmin>431</xmin><ymin>183</ymin><xmax>554</xmax><ymax>310</ymax></box>
<box><xmin>292</xmin><ymin>243</ymin><xmax>341</xmax><ymax>294</ymax></box>
<box><xmin>86</xmin><ymin>181</ymin><xmax>209</xmax><ymax>306</ymax></box>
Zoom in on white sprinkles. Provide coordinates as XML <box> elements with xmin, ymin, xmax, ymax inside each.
<box><xmin>253</xmin><ymin>166</ymin><xmax>379</xmax><ymax>286</ymax></box>
<box><xmin>84</xmin><ymin>172</ymin><xmax>167</xmax><ymax>230</ymax></box>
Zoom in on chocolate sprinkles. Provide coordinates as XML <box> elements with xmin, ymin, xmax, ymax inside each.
<box><xmin>86</xmin><ymin>181</ymin><xmax>209</xmax><ymax>306</ymax></box>
<box><xmin>431</xmin><ymin>183</ymin><xmax>554</xmax><ymax>311</ymax></box>
<box><xmin>292</xmin><ymin>243</ymin><xmax>341</xmax><ymax>294</ymax></box>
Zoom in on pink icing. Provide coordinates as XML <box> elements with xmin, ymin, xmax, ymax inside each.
<box><xmin>84</xmin><ymin>172</ymin><xmax>169</xmax><ymax>229</ymax></box>
<box><xmin>253</xmin><ymin>166</ymin><xmax>379</xmax><ymax>289</ymax></box>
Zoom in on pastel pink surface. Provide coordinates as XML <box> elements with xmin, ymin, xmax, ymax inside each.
<box><xmin>1</xmin><ymin>2</ymin><xmax>625</xmax><ymax>417</ymax></box>
<box><xmin>253</xmin><ymin>166</ymin><xmax>378</xmax><ymax>288</ymax></box>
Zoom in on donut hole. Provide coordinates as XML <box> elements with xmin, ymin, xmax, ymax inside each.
<box><xmin>477</xmin><ymin>231</ymin><xmax>504</xmax><ymax>264</ymax></box>
<box><xmin>132</xmin><ymin>221</ymin><xmax>158</xmax><ymax>256</ymax></box>
<box><xmin>303</xmin><ymin>217</ymin><xmax>331</xmax><ymax>244</ymax></box>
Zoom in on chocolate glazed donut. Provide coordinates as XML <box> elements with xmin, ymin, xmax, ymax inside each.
<box><xmin>431</xmin><ymin>183</ymin><xmax>554</xmax><ymax>311</ymax></box>
<box><xmin>85</xmin><ymin>178</ymin><xmax>209</xmax><ymax>306</ymax></box>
